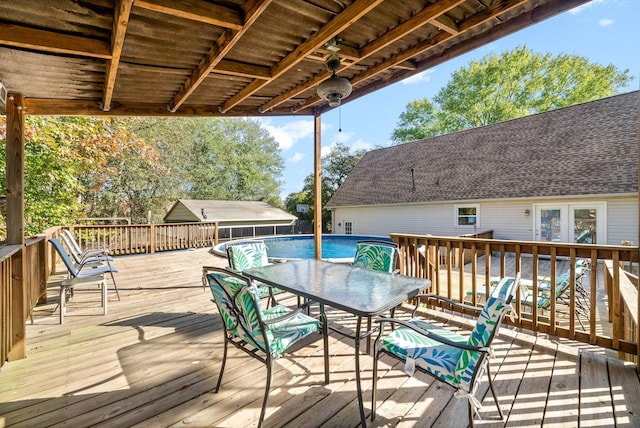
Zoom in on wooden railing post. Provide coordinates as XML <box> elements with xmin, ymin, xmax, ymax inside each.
<box><xmin>150</xmin><ymin>224</ymin><xmax>155</xmax><ymax>253</ymax></box>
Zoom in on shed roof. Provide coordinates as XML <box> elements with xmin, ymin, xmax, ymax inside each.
<box><xmin>0</xmin><ymin>0</ymin><xmax>588</xmax><ymax>117</ymax></box>
<box><xmin>164</xmin><ymin>199</ymin><xmax>297</xmax><ymax>223</ymax></box>
<box><xmin>327</xmin><ymin>91</ymin><xmax>640</xmax><ymax>208</ymax></box>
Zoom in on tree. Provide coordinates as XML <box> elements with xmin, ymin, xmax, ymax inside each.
<box><xmin>391</xmin><ymin>45</ymin><xmax>633</xmax><ymax>143</ymax></box>
<box><xmin>0</xmin><ymin>116</ymin><xmax>159</xmax><ymax>234</ymax></box>
<box><xmin>134</xmin><ymin>117</ymin><xmax>284</xmax><ymax>211</ymax></box>
<box><xmin>285</xmin><ymin>143</ymin><xmax>365</xmax><ymax>232</ymax></box>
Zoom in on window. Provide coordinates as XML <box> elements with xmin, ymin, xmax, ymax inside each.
<box><xmin>344</xmin><ymin>220</ymin><xmax>353</xmax><ymax>235</ymax></box>
<box><xmin>455</xmin><ymin>205</ymin><xmax>479</xmax><ymax>227</ymax></box>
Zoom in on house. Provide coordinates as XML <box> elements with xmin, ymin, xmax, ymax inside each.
<box><xmin>164</xmin><ymin>199</ymin><xmax>297</xmax><ymax>238</ymax></box>
<box><xmin>326</xmin><ymin>91</ymin><xmax>639</xmax><ymax>245</ymax></box>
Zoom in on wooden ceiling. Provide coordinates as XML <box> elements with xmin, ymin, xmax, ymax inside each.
<box><xmin>0</xmin><ymin>0</ymin><xmax>590</xmax><ymax>117</ymax></box>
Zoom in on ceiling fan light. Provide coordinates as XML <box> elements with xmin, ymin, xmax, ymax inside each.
<box><xmin>317</xmin><ymin>74</ymin><xmax>352</xmax><ymax>107</ymax></box>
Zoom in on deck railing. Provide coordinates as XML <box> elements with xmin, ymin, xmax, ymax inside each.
<box><xmin>67</xmin><ymin>222</ymin><xmax>219</xmax><ymax>255</ymax></box>
<box><xmin>3</xmin><ymin>227</ymin><xmax>639</xmax><ymax>371</ymax></box>
<box><xmin>391</xmin><ymin>233</ymin><xmax>640</xmax><ymax>369</ymax></box>
<box><xmin>0</xmin><ymin>234</ymin><xmax>50</xmax><ymax>369</ymax></box>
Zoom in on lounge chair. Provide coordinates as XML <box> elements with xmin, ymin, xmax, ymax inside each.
<box><xmin>61</xmin><ymin>229</ymin><xmax>112</xmax><ymax>263</ymax></box>
<box><xmin>49</xmin><ymin>237</ymin><xmax>119</xmax><ymax>323</ymax></box>
<box><xmin>60</xmin><ymin>229</ymin><xmax>113</xmax><ymax>266</ymax></box>
<box><xmin>202</xmin><ymin>267</ymin><xmax>322</xmax><ymax>428</ymax></box>
<box><xmin>372</xmin><ymin>274</ymin><xmax>521</xmax><ymax>427</ymax></box>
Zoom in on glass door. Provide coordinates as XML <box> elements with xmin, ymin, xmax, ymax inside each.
<box><xmin>536</xmin><ymin>206</ymin><xmax>566</xmax><ymax>242</ymax></box>
<box><xmin>534</xmin><ymin>203</ymin><xmax>606</xmax><ymax>244</ymax></box>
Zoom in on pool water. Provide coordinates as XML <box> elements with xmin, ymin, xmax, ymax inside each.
<box><xmin>216</xmin><ymin>235</ymin><xmax>392</xmax><ymax>260</ymax></box>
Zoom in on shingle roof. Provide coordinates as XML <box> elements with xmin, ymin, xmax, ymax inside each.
<box><xmin>327</xmin><ymin>91</ymin><xmax>639</xmax><ymax>208</ymax></box>
<box><xmin>166</xmin><ymin>200</ymin><xmax>296</xmax><ymax>223</ymax></box>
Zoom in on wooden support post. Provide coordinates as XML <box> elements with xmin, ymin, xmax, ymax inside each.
<box><xmin>313</xmin><ymin>113</ymin><xmax>322</xmax><ymax>260</ymax></box>
<box><xmin>6</xmin><ymin>93</ymin><xmax>26</xmax><ymax>361</ymax></box>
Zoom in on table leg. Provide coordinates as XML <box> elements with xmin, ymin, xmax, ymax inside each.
<box><xmin>355</xmin><ymin>316</ymin><xmax>367</xmax><ymax>427</ymax></box>
<box><xmin>320</xmin><ymin>303</ymin><xmax>329</xmax><ymax>385</ymax></box>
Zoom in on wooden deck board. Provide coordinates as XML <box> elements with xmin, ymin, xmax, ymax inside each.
<box><xmin>1</xmin><ymin>248</ymin><xmax>638</xmax><ymax>427</ymax></box>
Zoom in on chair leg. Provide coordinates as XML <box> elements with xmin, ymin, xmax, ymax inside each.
<box><xmin>59</xmin><ymin>284</ymin><xmax>65</xmax><ymax>324</ymax></box>
<box><xmin>214</xmin><ymin>337</ymin><xmax>229</xmax><ymax>393</ymax></box>
<box><xmin>109</xmin><ymin>270</ymin><xmax>120</xmax><ymax>301</ymax></box>
<box><xmin>486</xmin><ymin>362</ymin><xmax>504</xmax><ymax>419</ymax></box>
<box><xmin>259</xmin><ymin>357</ymin><xmax>273</xmax><ymax>428</ymax></box>
<box><xmin>468</xmin><ymin>400</ymin><xmax>475</xmax><ymax>428</ymax></box>
<box><xmin>371</xmin><ymin>346</ymin><xmax>379</xmax><ymax>421</ymax></box>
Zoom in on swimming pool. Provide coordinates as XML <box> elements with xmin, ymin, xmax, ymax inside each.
<box><xmin>213</xmin><ymin>234</ymin><xmax>393</xmax><ymax>261</ymax></box>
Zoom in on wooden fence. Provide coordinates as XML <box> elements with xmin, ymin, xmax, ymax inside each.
<box><xmin>391</xmin><ymin>233</ymin><xmax>640</xmax><ymax>369</ymax></box>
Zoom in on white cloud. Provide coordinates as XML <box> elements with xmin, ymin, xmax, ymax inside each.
<box><xmin>288</xmin><ymin>152</ymin><xmax>305</xmax><ymax>163</ymax></box>
<box><xmin>260</xmin><ymin>118</ymin><xmax>314</xmax><ymax>151</ymax></box>
<box><xmin>401</xmin><ymin>69</ymin><xmax>435</xmax><ymax>85</ymax></box>
<box><xmin>569</xmin><ymin>0</ymin><xmax>604</xmax><ymax>14</ymax></box>
<box><xmin>321</xmin><ymin>143</ymin><xmax>335</xmax><ymax>158</ymax></box>
<box><xmin>351</xmin><ymin>139</ymin><xmax>373</xmax><ymax>152</ymax></box>
<box><xmin>334</xmin><ymin>131</ymin><xmax>355</xmax><ymax>144</ymax></box>
<box><xmin>599</xmin><ymin>18</ymin><xmax>614</xmax><ymax>26</ymax></box>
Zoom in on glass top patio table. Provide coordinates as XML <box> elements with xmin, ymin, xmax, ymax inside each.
<box><xmin>243</xmin><ymin>258</ymin><xmax>429</xmax><ymax>317</ymax></box>
<box><xmin>244</xmin><ymin>258</ymin><xmax>431</xmax><ymax>427</ymax></box>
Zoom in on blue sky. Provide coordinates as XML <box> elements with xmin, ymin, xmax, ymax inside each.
<box><xmin>258</xmin><ymin>0</ymin><xmax>640</xmax><ymax>200</ymax></box>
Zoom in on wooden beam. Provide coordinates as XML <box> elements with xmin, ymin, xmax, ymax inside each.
<box><xmin>134</xmin><ymin>0</ymin><xmax>244</xmax><ymax>30</ymax></box>
<box><xmin>102</xmin><ymin>0</ymin><xmax>133</xmax><ymax>111</ymax></box>
<box><xmin>5</xmin><ymin>93</ymin><xmax>25</xmax><ymax>246</ymax></box>
<box><xmin>222</xmin><ymin>0</ymin><xmax>384</xmax><ymax>114</ymax></box>
<box><xmin>260</xmin><ymin>0</ymin><xmax>462</xmax><ymax>113</ymax></box>
<box><xmin>169</xmin><ymin>0</ymin><xmax>273</xmax><ymax>112</ymax></box>
<box><xmin>313</xmin><ymin>113</ymin><xmax>322</xmax><ymax>260</ymax></box>
<box><xmin>0</xmin><ymin>23</ymin><xmax>111</xmax><ymax>59</ymax></box>
<box><xmin>24</xmin><ymin>98</ymin><xmax>316</xmax><ymax>116</ymax></box>
<box><xmin>431</xmin><ymin>15</ymin><xmax>460</xmax><ymax>35</ymax></box>
<box><xmin>5</xmin><ymin>93</ymin><xmax>26</xmax><ymax>361</ymax></box>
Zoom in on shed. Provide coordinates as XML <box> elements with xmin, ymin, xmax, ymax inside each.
<box><xmin>164</xmin><ymin>199</ymin><xmax>297</xmax><ymax>229</ymax></box>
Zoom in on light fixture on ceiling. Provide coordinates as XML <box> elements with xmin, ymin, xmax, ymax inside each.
<box><xmin>317</xmin><ymin>54</ymin><xmax>352</xmax><ymax>107</ymax></box>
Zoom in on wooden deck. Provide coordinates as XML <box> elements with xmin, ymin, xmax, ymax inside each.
<box><xmin>1</xmin><ymin>248</ymin><xmax>639</xmax><ymax>427</ymax></box>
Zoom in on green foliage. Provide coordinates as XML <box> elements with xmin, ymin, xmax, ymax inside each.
<box><xmin>0</xmin><ymin>115</ymin><xmax>285</xmax><ymax>235</ymax></box>
<box><xmin>391</xmin><ymin>45</ymin><xmax>633</xmax><ymax>144</ymax></box>
<box><xmin>284</xmin><ymin>143</ymin><xmax>365</xmax><ymax>232</ymax></box>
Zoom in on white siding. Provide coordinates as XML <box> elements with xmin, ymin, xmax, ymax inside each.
<box><xmin>332</xmin><ymin>195</ymin><xmax>637</xmax><ymax>245</ymax></box>
<box><xmin>607</xmin><ymin>198</ymin><xmax>638</xmax><ymax>245</ymax></box>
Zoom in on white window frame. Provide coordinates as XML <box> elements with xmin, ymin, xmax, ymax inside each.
<box><xmin>455</xmin><ymin>204</ymin><xmax>479</xmax><ymax>228</ymax></box>
<box><xmin>344</xmin><ymin>220</ymin><xmax>353</xmax><ymax>235</ymax></box>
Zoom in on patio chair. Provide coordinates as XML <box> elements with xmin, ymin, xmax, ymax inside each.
<box><xmin>225</xmin><ymin>240</ymin><xmax>280</xmax><ymax>307</ymax></box>
<box><xmin>49</xmin><ymin>237</ymin><xmax>120</xmax><ymax>301</ymax></box>
<box><xmin>61</xmin><ymin>229</ymin><xmax>111</xmax><ymax>263</ymax></box>
<box><xmin>521</xmin><ymin>259</ymin><xmax>590</xmax><ymax>324</ymax></box>
<box><xmin>60</xmin><ymin>229</ymin><xmax>113</xmax><ymax>266</ymax></box>
<box><xmin>203</xmin><ymin>267</ymin><xmax>322</xmax><ymax>428</ymax></box>
<box><xmin>352</xmin><ymin>240</ymin><xmax>399</xmax><ymax>273</ymax></box>
<box><xmin>372</xmin><ymin>273</ymin><xmax>521</xmax><ymax>427</ymax></box>
<box><xmin>49</xmin><ymin>238</ymin><xmax>119</xmax><ymax>323</ymax></box>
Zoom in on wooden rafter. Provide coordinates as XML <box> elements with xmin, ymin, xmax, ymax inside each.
<box><xmin>134</xmin><ymin>0</ymin><xmax>243</xmax><ymax>30</ymax></box>
<box><xmin>316</xmin><ymin>0</ymin><xmax>591</xmax><ymax>113</ymax></box>
<box><xmin>102</xmin><ymin>0</ymin><xmax>133</xmax><ymax>112</ymax></box>
<box><xmin>0</xmin><ymin>23</ymin><xmax>111</xmax><ymax>59</ymax></box>
<box><xmin>168</xmin><ymin>0</ymin><xmax>273</xmax><ymax>112</ymax></box>
<box><xmin>221</xmin><ymin>0</ymin><xmax>385</xmax><ymax>114</ymax></box>
<box><xmin>259</xmin><ymin>0</ymin><xmax>465</xmax><ymax>113</ymax></box>
<box><xmin>294</xmin><ymin>0</ymin><xmax>530</xmax><ymax>112</ymax></box>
